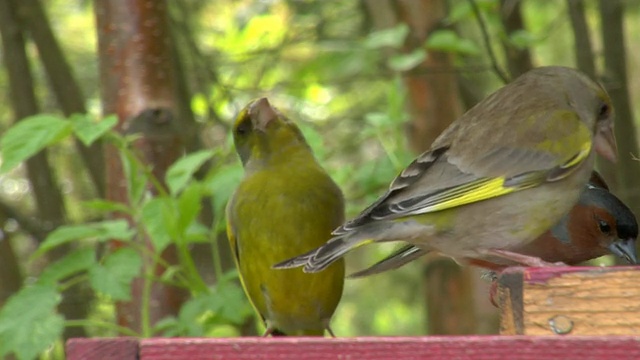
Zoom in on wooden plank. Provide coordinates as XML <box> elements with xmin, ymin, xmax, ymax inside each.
<box><xmin>66</xmin><ymin>338</ymin><xmax>138</xmax><ymax>360</ymax></box>
<box><xmin>497</xmin><ymin>266</ymin><xmax>640</xmax><ymax>335</ymax></box>
<box><xmin>139</xmin><ymin>336</ymin><xmax>640</xmax><ymax>360</ymax></box>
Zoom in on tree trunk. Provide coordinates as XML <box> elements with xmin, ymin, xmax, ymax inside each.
<box><xmin>423</xmin><ymin>258</ymin><xmax>477</xmax><ymax>334</ymax></box>
<box><xmin>0</xmin><ymin>228</ymin><xmax>23</xmax><ymax>307</ymax></box>
<box><xmin>567</xmin><ymin>0</ymin><xmax>617</xmax><ymax>187</ymax></box>
<box><xmin>598</xmin><ymin>0</ymin><xmax>640</xmax><ymax>227</ymax></box>
<box><xmin>567</xmin><ymin>0</ymin><xmax>596</xmax><ymax>78</ymax></box>
<box><xmin>365</xmin><ymin>0</ymin><xmax>480</xmax><ymax>335</ymax></box>
<box><xmin>168</xmin><ymin>19</ymin><xmax>204</xmax><ymax>156</ymax></box>
<box><xmin>397</xmin><ymin>0</ymin><xmax>464</xmax><ymax>152</ymax></box>
<box><xmin>454</xmin><ymin>71</ymin><xmax>500</xmax><ymax>335</ymax></box>
<box><xmin>0</xmin><ymin>0</ymin><xmax>87</xmax><ymax>340</ymax></box>
<box><xmin>17</xmin><ymin>0</ymin><xmax>100</xmax><ymax>339</ymax></box>
<box><xmin>0</xmin><ymin>0</ymin><xmax>66</xmax><ymax>234</ymax></box>
<box><xmin>499</xmin><ymin>0</ymin><xmax>533</xmax><ymax>78</ymax></box>
<box><xmin>17</xmin><ymin>0</ymin><xmax>106</xmax><ymax>197</ymax></box>
<box><xmin>0</xmin><ymin>220</ymin><xmax>22</xmax><ymax>360</ymax></box>
<box><xmin>95</xmin><ymin>0</ymin><xmax>188</xmax><ymax>335</ymax></box>
<box><xmin>396</xmin><ymin>0</ymin><xmax>477</xmax><ymax>336</ymax></box>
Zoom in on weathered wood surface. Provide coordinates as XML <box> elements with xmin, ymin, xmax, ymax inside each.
<box><xmin>498</xmin><ymin>266</ymin><xmax>640</xmax><ymax>335</ymax></box>
<box><xmin>66</xmin><ymin>266</ymin><xmax>640</xmax><ymax>359</ymax></box>
<box><xmin>68</xmin><ymin>336</ymin><xmax>640</xmax><ymax>360</ymax></box>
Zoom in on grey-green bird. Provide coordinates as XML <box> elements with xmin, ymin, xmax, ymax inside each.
<box><xmin>349</xmin><ymin>173</ymin><xmax>637</xmax><ymax>278</ymax></box>
<box><xmin>274</xmin><ymin>66</ymin><xmax>618</xmax><ymax>274</ymax></box>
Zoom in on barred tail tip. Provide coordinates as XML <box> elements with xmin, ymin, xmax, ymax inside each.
<box><xmin>273</xmin><ymin>236</ymin><xmax>351</xmax><ymax>272</ymax></box>
<box><xmin>271</xmin><ymin>256</ymin><xmax>307</xmax><ymax>269</ymax></box>
<box><xmin>271</xmin><ymin>248</ymin><xmax>317</xmax><ymax>270</ymax></box>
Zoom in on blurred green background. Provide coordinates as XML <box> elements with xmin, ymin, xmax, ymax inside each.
<box><xmin>0</xmin><ymin>1</ymin><xmax>639</xmax><ymax>358</ymax></box>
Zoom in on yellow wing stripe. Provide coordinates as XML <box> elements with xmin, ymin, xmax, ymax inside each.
<box><xmin>424</xmin><ymin>177</ymin><xmax>518</xmax><ymax>213</ymax></box>
<box><xmin>411</xmin><ymin>140</ymin><xmax>592</xmax><ymax>215</ymax></box>
<box><xmin>562</xmin><ymin>140</ymin><xmax>591</xmax><ymax>169</ymax></box>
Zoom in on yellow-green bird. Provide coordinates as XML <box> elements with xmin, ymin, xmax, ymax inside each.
<box><xmin>226</xmin><ymin>97</ymin><xmax>345</xmax><ymax>336</ymax></box>
<box><xmin>274</xmin><ymin>66</ymin><xmax>618</xmax><ymax>273</ymax></box>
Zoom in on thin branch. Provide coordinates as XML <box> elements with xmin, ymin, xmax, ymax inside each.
<box><xmin>567</xmin><ymin>0</ymin><xmax>596</xmax><ymax>78</ymax></box>
<box><xmin>467</xmin><ymin>0</ymin><xmax>510</xmax><ymax>83</ymax></box>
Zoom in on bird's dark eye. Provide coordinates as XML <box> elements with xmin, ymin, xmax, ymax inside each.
<box><xmin>235</xmin><ymin>119</ymin><xmax>252</xmax><ymax>136</ymax></box>
<box><xmin>598</xmin><ymin>220</ymin><xmax>612</xmax><ymax>234</ymax></box>
<box><xmin>598</xmin><ymin>103</ymin><xmax>610</xmax><ymax>119</ymax></box>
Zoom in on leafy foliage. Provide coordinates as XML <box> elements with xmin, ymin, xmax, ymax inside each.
<box><xmin>0</xmin><ymin>114</ymin><xmax>73</xmax><ymax>173</ymax></box>
<box><xmin>0</xmin><ymin>285</ymin><xmax>64</xmax><ymax>360</ymax></box>
<box><xmin>88</xmin><ymin>248</ymin><xmax>142</xmax><ymax>301</ymax></box>
<box><xmin>0</xmin><ymin>116</ymin><xmax>251</xmax><ymax>358</ymax></box>
<box><xmin>2</xmin><ymin>0</ymin><xmax>639</xmax><ymax>358</ymax></box>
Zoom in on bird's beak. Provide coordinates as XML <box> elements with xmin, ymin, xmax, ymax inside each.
<box><xmin>608</xmin><ymin>238</ymin><xmax>638</xmax><ymax>264</ymax></box>
<box><xmin>594</xmin><ymin>121</ymin><xmax>618</xmax><ymax>163</ymax></box>
<box><xmin>249</xmin><ymin>97</ymin><xmax>277</xmax><ymax>133</ymax></box>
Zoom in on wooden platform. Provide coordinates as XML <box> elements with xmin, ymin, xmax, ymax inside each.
<box><xmin>65</xmin><ymin>266</ymin><xmax>640</xmax><ymax>359</ymax></box>
<box><xmin>497</xmin><ymin>266</ymin><xmax>640</xmax><ymax>335</ymax></box>
<box><xmin>66</xmin><ymin>336</ymin><xmax>640</xmax><ymax>360</ymax></box>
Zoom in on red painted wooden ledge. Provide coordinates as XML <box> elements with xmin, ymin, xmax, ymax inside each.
<box><xmin>67</xmin><ymin>336</ymin><xmax>640</xmax><ymax>359</ymax></box>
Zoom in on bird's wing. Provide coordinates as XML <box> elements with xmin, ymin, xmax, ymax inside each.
<box><xmin>337</xmin><ymin>112</ymin><xmax>593</xmax><ymax>233</ymax></box>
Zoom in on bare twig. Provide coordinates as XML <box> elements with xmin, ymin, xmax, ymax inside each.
<box><xmin>467</xmin><ymin>0</ymin><xmax>510</xmax><ymax>83</ymax></box>
<box><xmin>0</xmin><ymin>197</ymin><xmax>48</xmax><ymax>242</ymax></box>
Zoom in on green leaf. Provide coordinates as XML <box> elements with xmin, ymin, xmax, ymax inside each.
<box><xmin>208</xmin><ymin>280</ymin><xmax>253</xmax><ymax>326</ymax></box>
<box><xmin>364</xmin><ymin>112</ymin><xmax>391</xmax><ymax>128</ymax></box>
<box><xmin>477</xmin><ymin>0</ymin><xmax>499</xmax><ymax>11</ymax></box>
<box><xmin>154</xmin><ymin>317</ymin><xmax>180</xmax><ymax>337</ymax></box>
<box><xmin>508</xmin><ymin>29</ymin><xmax>536</xmax><ymax>49</ymax></box>
<box><xmin>425</xmin><ymin>30</ymin><xmax>480</xmax><ymax>55</ymax></box>
<box><xmin>426</xmin><ymin>30</ymin><xmax>460</xmax><ymax>50</ymax></box>
<box><xmin>185</xmin><ymin>222</ymin><xmax>211</xmax><ymax>244</ymax></box>
<box><xmin>176</xmin><ymin>183</ymin><xmax>203</xmax><ymax>237</ymax></box>
<box><xmin>141</xmin><ymin>197</ymin><xmax>175</xmax><ymax>251</ymax></box>
<box><xmin>0</xmin><ymin>285</ymin><xmax>64</xmax><ymax>360</ymax></box>
<box><xmin>159</xmin><ymin>264</ymin><xmax>182</xmax><ymax>283</ymax></box>
<box><xmin>35</xmin><ymin>220</ymin><xmax>134</xmax><ymax>258</ymax></box>
<box><xmin>388</xmin><ymin>49</ymin><xmax>426</xmax><ymax>71</ymax></box>
<box><xmin>364</xmin><ymin>24</ymin><xmax>409</xmax><ymax>49</ymax></box>
<box><xmin>446</xmin><ymin>2</ymin><xmax>472</xmax><ymax>23</ymax></box>
<box><xmin>82</xmin><ymin>199</ymin><xmax>133</xmax><ymax>215</ymax></box>
<box><xmin>37</xmin><ymin>248</ymin><xmax>96</xmax><ymax>285</ymax></box>
<box><xmin>88</xmin><ymin>247</ymin><xmax>142</xmax><ymax>301</ymax></box>
<box><xmin>387</xmin><ymin>77</ymin><xmax>409</xmax><ymax>122</ymax></box>
<box><xmin>165</xmin><ymin>294</ymin><xmax>209</xmax><ymax>336</ymax></box>
<box><xmin>157</xmin><ymin>280</ymin><xmax>252</xmax><ymax>337</ymax></box>
<box><xmin>204</xmin><ymin>164</ymin><xmax>243</xmax><ymax>216</ymax></box>
<box><xmin>191</xmin><ymin>93</ymin><xmax>208</xmax><ymax>118</ymax></box>
<box><xmin>0</xmin><ymin>114</ymin><xmax>72</xmax><ymax>173</ymax></box>
<box><xmin>166</xmin><ymin>150</ymin><xmax>214</xmax><ymax>195</ymax></box>
<box><xmin>71</xmin><ymin>114</ymin><xmax>118</xmax><ymax>146</ymax></box>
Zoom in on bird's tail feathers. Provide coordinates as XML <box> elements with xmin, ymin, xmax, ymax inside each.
<box><xmin>347</xmin><ymin>245</ymin><xmax>427</xmax><ymax>278</ymax></box>
<box><xmin>299</xmin><ymin>234</ymin><xmax>373</xmax><ymax>273</ymax></box>
<box><xmin>274</xmin><ymin>222</ymin><xmax>412</xmax><ymax>273</ymax></box>
<box><xmin>272</xmin><ymin>247</ymin><xmax>317</xmax><ymax>269</ymax></box>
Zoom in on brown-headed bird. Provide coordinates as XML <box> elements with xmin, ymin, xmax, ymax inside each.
<box><xmin>274</xmin><ymin>66</ymin><xmax>618</xmax><ymax>274</ymax></box>
<box><xmin>226</xmin><ymin>98</ymin><xmax>345</xmax><ymax>336</ymax></box>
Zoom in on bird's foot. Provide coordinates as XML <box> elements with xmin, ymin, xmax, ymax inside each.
<box><xmin>326</xmin><ymin>326</ymin><xmax>336</xmax><ymax>338</ymax></box>
<box><xmin>484</xmin><ymin>249</ymin><xmax>568</xmax><ymax>267</ymax></box>
<box><xmin>263</xmin><ymin>327</ymin><xmax>287</xmax><ymax>337</ymax></box>
<box><xmin>489</xmin><ymin>279</ymin><xmax>499</xmax><ymax>308</ymax></box>
<box><xmin>323</xmin><ymin>318</ymin><xmax>337</xmax><ymax>338</ymax></box>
